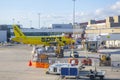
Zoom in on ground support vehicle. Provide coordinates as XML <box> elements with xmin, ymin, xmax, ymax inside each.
<box><xmin>99</xmin><ymin>54</ymin><xmax>111</xmax><ymax>66</ymax></box>
<box><xmin>46</xmin><ymin>63</ymin><xmax>105</xmax><ymax>80</ymax></box>
<box><xmin>55</xmin><ymin>45</ymin><xmax>64</xmax><ymax>58</ymax></box>
<box><xmin>46</xmin><ymin>63</ymin><xmax>71</xmax><ymax>74</ymax></box>
<box><xmin>79</xmin><ymin>70</ymin><xmax>105</xmax><ymax>80</ymax></box>
<box><xmin>31</xmin><ymin>47</ymin><xmax>50</xmax><ymax>68</ymax></box>
<box><xmin>81</xmin><ymin>58</ymin><xmax>92</xmax><ymax>66</ymax></box>
<box><xmin>60</xmin><ymin>68</ymin><xmax>105</xmax><ymax>80</ymax></box>
<box><xmin>86</xmin><ymin>41</ymin><xmax>98</xmax><ymax>52</ymax></box>
<box><xmin>70</xmin><ymin>51</ymin><xmax>79</xmax><ymax>58</ymax></box>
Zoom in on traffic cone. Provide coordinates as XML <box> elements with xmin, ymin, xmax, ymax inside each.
<box><xmin>28</xmin><ymin>60</ymin><xmax>32</xmax><ymax>66</ymax></box>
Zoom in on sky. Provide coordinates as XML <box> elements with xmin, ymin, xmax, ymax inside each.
<box><xmin>0</xmin><ymin>0</ymin><xmax>120</xmax><ymax>28</ymax></box>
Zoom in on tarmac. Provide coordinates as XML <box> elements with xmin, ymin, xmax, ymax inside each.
<box><xmin>0</xmin><ymin>44</ymin><xmax>120</xmax><ymax>80</ymax></box>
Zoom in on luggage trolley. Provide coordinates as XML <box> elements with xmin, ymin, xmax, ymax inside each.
<box><xmin>60</xmin><ymin>66</ymin><xmax>79</xmax><ymax>79</ymax></box>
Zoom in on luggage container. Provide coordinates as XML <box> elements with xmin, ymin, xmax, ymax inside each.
<box><xmin>61</xmin><ymin>67</ymin><xmax>79</xmax><ymax>79</ymax></box>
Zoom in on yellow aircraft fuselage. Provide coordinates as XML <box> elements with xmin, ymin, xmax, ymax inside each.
<box><xmin>11</xmin><ymin>25</ymin><xmax>75</xmax><ymax>46</ymax></box>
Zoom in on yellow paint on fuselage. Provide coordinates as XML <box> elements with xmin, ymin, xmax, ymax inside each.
<box><xmin>11</xmin><ymin>25</ymin><xmax>75</xmax><ymax>46</ymax></box>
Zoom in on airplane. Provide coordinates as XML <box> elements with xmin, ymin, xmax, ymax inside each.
<box><xmin>11</xmin><ymin>25</ymin><xmax>75</xmax><ymax>46</ymax></box>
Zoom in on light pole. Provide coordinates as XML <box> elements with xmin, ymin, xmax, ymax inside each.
<box><xmin>72</xmin><ymin>0</ymin><xmax>76</xmax><ymax>38</ymax></box>
<box><xmin>73</xmin><ymin>0</ymin><xmax>76</xmax><ymax>26</ymax></box>
<box><xmin>71</xmin><ymin>0</ymin><xmax>76</xmax><ymax>53</ymax></box>
<box><xmin>38</xmin><ymin>13</ymin><xmax>40</xmax><ymax>28</ymax></box>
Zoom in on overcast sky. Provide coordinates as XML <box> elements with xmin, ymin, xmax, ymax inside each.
<box><xmin>0</xmin><ymin>0</ymin><xmax>120</xmax><ymax>28</ymax></box>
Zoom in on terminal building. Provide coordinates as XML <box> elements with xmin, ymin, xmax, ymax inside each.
<box><xmin>10</xmin><ymin>23</ymin><xmax>74</xmax><ymax>37</ymax></box>
<box><xmin>85</xmin><ymin>15</ymin><xmax>120</xmax><ymax>48</ymax></box>
<box><xmin>10</xmin><ymin>23</ymin><xmax>83</xmax><ymax>38</ymax></box>
<box><xmin>0</xmin><ymin>25</ymin><xmax>21</xmax><ymax>42</ymax></box>
<box><xmin>0</xmin><ymin>30</ymin><xmax>7</xmax><ymax>42</ymax></box>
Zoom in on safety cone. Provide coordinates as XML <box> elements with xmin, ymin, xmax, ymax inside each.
<box><xmin>28</xmin><ymin>60</ymin><xmax>32</xmax><ymax>66</ymax></box>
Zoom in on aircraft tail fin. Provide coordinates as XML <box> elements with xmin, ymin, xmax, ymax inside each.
<box><xmin>13</xmin><ymin>25</ymin><xmax>25</xmax><ymax>37</ymax></box>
